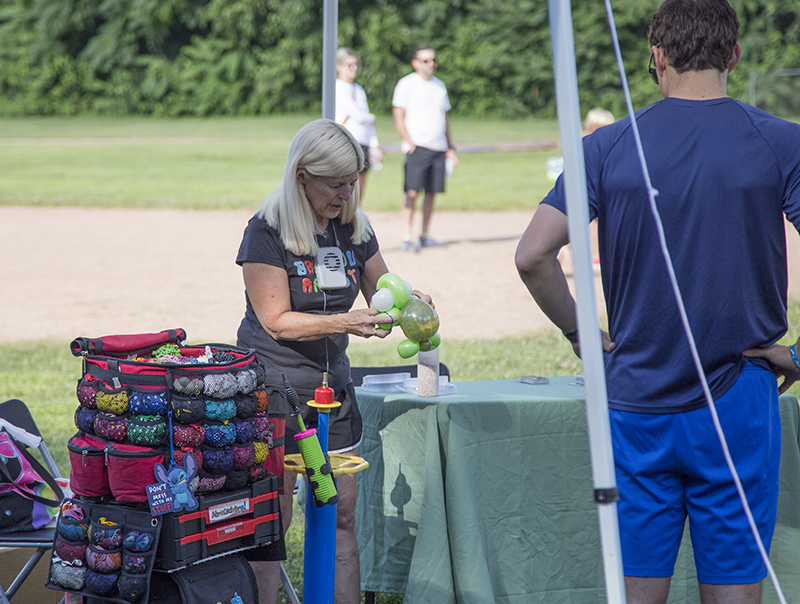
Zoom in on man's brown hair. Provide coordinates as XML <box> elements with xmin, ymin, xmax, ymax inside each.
<box><xmin>648</xmin><ymin>0</ymin><xmax>739</xmax><ymax>73</ymax></box>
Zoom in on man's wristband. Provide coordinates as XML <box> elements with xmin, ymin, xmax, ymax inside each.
<box><xmin>790</xmin><ymin>344</ymin><xmax>800</xmax><ymax>369</ymax></box>
<box><xmin>563</xmin><ymin>330</ymin><xmax>579</xmax><ymax>344</ymax></box>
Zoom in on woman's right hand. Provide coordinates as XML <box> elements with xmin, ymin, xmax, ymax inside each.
<box><xmin>345</xmin><ymin>308</ymin><xmax>391</xmax><ymax>339</ymax></box>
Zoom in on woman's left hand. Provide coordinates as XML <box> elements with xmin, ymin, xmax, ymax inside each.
<box><xmin>412</xmin><ymin>289</ymin><xmax>434</xmax><ymax>308</ymax></box>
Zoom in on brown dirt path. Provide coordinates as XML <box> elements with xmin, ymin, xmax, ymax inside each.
<box><xmin>1</xmin><ymin>206</ymin><xmax>798</xmax><ymax>345</ymax></box>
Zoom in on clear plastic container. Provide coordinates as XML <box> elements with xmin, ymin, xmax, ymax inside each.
<box><xmin>361</xmin><ymin>372</ymin><xmax>411</xmax><ymax>392</ymax></box>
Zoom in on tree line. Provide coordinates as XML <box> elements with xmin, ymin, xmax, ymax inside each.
<box><xmin>1</xmin><ymin>0</ymin><xmax>798</xmax><ymax>119</ymax></box>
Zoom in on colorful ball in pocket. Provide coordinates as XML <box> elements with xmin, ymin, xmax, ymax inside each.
<box><xmin>85</xmin><ymin>568</ymin><xmax>119</xmax><ymax>596</ymax></box>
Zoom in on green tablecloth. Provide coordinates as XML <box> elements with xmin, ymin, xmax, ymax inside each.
<box><xmin>355</xmin><ymin>377</ymin><xmax>800</xmax><ymax>604</ymax></box>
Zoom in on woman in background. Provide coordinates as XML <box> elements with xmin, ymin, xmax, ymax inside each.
<box><xmin>335</xmin><ymin>47</ymin><xmax>383</xmax><ymax>202</ymax></box>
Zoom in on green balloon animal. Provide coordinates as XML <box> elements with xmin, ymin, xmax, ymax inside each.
<box><xmin>371</xmin><ymin>273</ymin><xmax>441</xmax><ymax>359</ymax></box>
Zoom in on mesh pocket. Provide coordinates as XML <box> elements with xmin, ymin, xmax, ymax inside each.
<box><xmin>248</xmin><ymin>462</ymin><xmax>269</xmax><ymax>484</ymax></box>
<box><xmin>253</xmin><ymin>440</ymin><xmax>269</xmax><ymax>465</ymax></box>
<box><xmin>203</xmin><ymin>420</ymin><xmax>236</xmax><ymax>447</ymax></box>
<box><xmin>94</xmin><ymin>412</ymin><xmax>128</xmax><ymax>442</ymax></box>
<box><xmin>170</xmin><ymin>395</ymin><xmax>205</xmax><ymax>424</ymax></box>
<box><xmin>173</xmin><ymin>376</ymin><xmax>204</xmax><ymax>396</ymax></box>
<box><xmin>76</xmin><ymin>378</ymin><xmax>99</xmax><ymax>409</ymax></box>
<box><xmin>129</xmin><ymin>390</ymin><xmax>168</xmax><ymax>415</ymax></box>
<box><xmin>85</xmin><ymin>568</ymin><xmax>120</xmax><ymax>596</ymax></box>
<box><xmin>118</xmin><ymin>570</ymin><xmax>148</xmax><ymax>602</ymax></box>
<box><xmin>172</xmin><ymin>423</ymin><xmax>205</xmax><ymax>448</ymax></box>
<box><xmin>201</xmin><ymin>445</ymin><xmax>233</xmax><ymax>474</ymax></box>
<box><xmin>236</xmin><ymin>368</ymin><xmax>258</xmax><ymax>394</ymax></box>
<box><xmin>195</xmin><ymin>470</ymin><xmax>226</xmax><ymax>494</ymax></box>
<box><xmin>127</xmin><ymin>415</ymin><xmax>167</xmax><ymax>447</ymax></box>
<box><xmin>54</xmin><ymin>535</ymin><xmax>87</xmax><ymax>564</ymax></box>
<box><xmin>234</xmin><ymin>394</ymin><xmax>258</xmax><ymax>419</ymax></box>
<box><xmin>253</xmin><ymin>413</ymin><xmax>271</xmax><ymax>441</ymax></box>
<box><xmin>50</xmin><ymin>561</ymin><xmax>87</xmax><ymax>591</ymax></box>
<box><xmin>225</xmin><ymin>468</ymin><xmax>249</xmax><ymax>491</ymax></box>
<box><xmin>89</xmin><ymin>521</ymin><xmax>123</xmax><ymax>549</ymax></box>
<box><xmin>173</xmin><ymin>447</ymin><xmax>203</xmax><ymax>469</ymax></box>
<box><xmin>204</xmin><ymin>398</ymin><xmax>237</xmax><ymax>422</ymax></box>
<box><xmin>74</xmin><ymin>407</ymin><xmax>98</xmax><ymax>435</ymax></box>
<box><xmin>57</xmin><ymin>512</ymin><xmax>89</xmax><ymax>542</ymax></box>
<box><xmin>96</xmin><ymin>389</ymin><xmax>130</xmax><ymax>415</ymax></box>
<box><xmin>122</xmin><ymin>529</ymin><xmax>155</xmax><ymax>553</ymax></box>
<box><xmin>232</xmin><ymin>418</ymin><xmax>256</xmax><ymax>443</ymax></box>
<box><xmin>231</xmin><ymin>442</ymin><xmax>255</xmax><ymax>471</ymax></box>
<box><xmin>121</xmin><ymin>550</ymin><xmax>150</xmax><ymax>574</ymax></box>
<box><xmin>86</xmin><ymin>544</ymin><xmax>122</xmax><ymax>573</ymax></box>
<box><xmin>253</xmin><ymin>388</ymin><xmax>269</xmax><ymax>413</ymax></box>
<box><xmin>204</xmin><ymin>373</ymin><xmax>238</xmax><ymax>399</ymax></box>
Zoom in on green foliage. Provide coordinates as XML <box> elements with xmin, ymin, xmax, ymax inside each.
<box><xmin>3</xmin><ymin>0</ymin><xmax>799</xmax><ymax>119</ymax></box>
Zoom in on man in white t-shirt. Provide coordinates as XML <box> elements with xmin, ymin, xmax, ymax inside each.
<box><xmin>392</xmin><ymin>45</ymin><xmax>458</xmax><ymax>252</ymax></box>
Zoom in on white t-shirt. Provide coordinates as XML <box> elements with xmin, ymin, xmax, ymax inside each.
<box><xmin>392</xmin><ymin>73</ymin><xmax>451</xmax><ymax>152</ymax></box>
<box><xmin>335</xmin><ymin>80</ymin><xmax>379</xmax><ymax>148</ymax></box>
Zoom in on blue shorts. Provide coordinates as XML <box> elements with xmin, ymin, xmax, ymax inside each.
<box><xmin>610</xmin><ymin>362</ymin><xmax>780</xmax><ymax>584</ymax></box>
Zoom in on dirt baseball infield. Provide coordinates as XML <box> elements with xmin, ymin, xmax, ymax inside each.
<box><xmin>1</xmin><ymin>206</ymin><xmax>798</xmax><ymax>346</ymax></box>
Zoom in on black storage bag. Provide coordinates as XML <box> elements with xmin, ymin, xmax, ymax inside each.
<box><xmin>47</xmin><ymin>501</ymin><xmax>162</xmax><ymax>604</ymax></box>
<box><xmin>148</xmin><ymin>552</ymin><xmax>258</xmax><ymax>603</ymax></box>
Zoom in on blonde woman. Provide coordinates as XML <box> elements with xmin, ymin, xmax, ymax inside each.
<box><xmin>236</xmin><ymin>119</ymin><xmax>431</xmax><ymax>604</ymax></box>
<box><xmin>335</xmin><ymin>47</ymin><xmax>383</xmax><ymax>202</ymax></box>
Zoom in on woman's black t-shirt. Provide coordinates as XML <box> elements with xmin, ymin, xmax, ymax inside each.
<box><xmin>235</xmin><ymin>214</ymin><xmax>379</xmax><ymax>399</ymax></box>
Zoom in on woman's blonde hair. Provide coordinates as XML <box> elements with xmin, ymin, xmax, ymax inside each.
<box><xmin>337</xmin><ymin>47</ymin><xmax>361</xmax><ymax>68</ymax></box>
<box><xmin>582</xmin><ymin>108</ymin><xmax>615</xmax><ymax>134</ymax></box>
<box><xmin>258</xmin><ymin>119</ymin><xmax>371</xmax><ymax>256</ymax></box>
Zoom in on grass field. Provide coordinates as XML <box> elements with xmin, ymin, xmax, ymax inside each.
<box><xmin>0</xmin><ymin>115</ymin><xmax>560</xmax><ymax>211</ymax></box>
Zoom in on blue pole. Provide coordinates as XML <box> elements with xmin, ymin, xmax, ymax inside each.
<box><xmin>303</xmin><ymin>410</ymin><xmax>336</xmax><ymax>604</ymax></box>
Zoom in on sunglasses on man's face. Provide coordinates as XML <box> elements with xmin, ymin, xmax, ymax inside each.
<box><xmin>648</xmin><ymin>44</ymin><xmax>661</xmax><ymax>85</ymax></box>
<box><xmin>648</xmin><ymin>52</ymin><xmax>658</xmax><ymax>85</ymax></box>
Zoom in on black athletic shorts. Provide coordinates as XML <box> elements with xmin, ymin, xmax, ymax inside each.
<box><xmin>404</xmin><ymin>146</ymin><xmax>446</xmax><ymax>193</ymax></box>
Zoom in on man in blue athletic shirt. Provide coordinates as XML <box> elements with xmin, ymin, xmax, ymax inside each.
<box><xmin>516</xmin><ymin>0</ymin><xmax>800</xmax><ymax>602</ymax></box>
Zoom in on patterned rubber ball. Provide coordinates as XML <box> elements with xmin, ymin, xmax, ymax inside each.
<box><xmin>50</xmin><ymin>562</ymin><xmax>87</xmax><ymax>591</ymax></box>
<box><xmin>118</xmin><ymin>571</ymin><xmax>148</xmax><ymax>602</ymax></box>
<box><xmin>85</xmin><ymin>568</ymin><xmax>119</xmax><ymax>596</ymax></box>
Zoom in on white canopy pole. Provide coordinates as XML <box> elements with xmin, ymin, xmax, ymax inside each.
<box><xmin>321</xmin><ymin>0</ymin><xmax>338</xmax><ymax>120</ymax></box>
<box><xmin>547</xmin><ymin>1</ymin><xmax>625</xmax><ymax>601</ymax></box>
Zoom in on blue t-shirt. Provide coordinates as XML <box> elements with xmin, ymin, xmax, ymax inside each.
<box><xmin>543</xmin><ymin>97</ymin><xmax>800</xmax><ymax>413</ymax></box>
